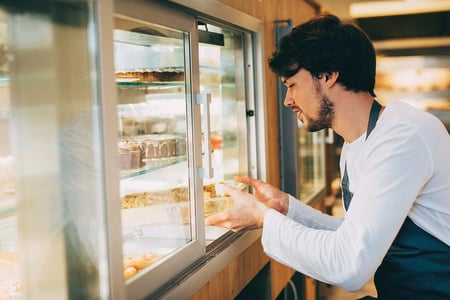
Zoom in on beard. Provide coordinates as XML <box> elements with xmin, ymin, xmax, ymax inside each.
<box><xmin>304</xmin><ymin>81</ymin><xmax>335</xmax><ymax>132</ymax></box>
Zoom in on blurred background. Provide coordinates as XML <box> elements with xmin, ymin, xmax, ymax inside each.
<box><xmin>322</xmin><ymin>0</ymin><xmax>450</xmax><ymax>131</ymax></box>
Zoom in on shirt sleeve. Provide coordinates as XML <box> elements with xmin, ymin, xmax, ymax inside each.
<box><xmin>261</xmin><ymin>122</ymin><xmax>433</xmax><ymax>291</ymax></box>
<box><xmin>287</xmin><ymin>195</ymin><xmax>342</xmax><ymax>230</ymax></box>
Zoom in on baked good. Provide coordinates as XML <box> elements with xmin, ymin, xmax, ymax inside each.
<box><xmin>122</xmin><ymin>252</ymin><xmax>161</xmax><ymax>279</ymax></box>
<box><xmin>0</xmin><ymin>252</ymin><xmax>20</xmax><ymax>299</ymax></box>
<box><xmin>0</xmin><ymin>156</ymin><xmax>15</xmax><ymax>195</ymax></box>
<box><xmin>204</xmin><ymin>196</ymin><xmax>233</xmax><ymax>218</ymax></box>
<box><xmin>203</xmin><ymin>183</ymin><xmax>217</xmax><ymax>198</ymax></box>
<box><xmin>121</xmin><ymin>187</ymin><xmax>189</xmax><ymax>209</ymax></box>
<box><xmin>120</xmin><ymin>117</ymin><xmax>147</xmax><ymax>136</ymax></box>
<box><xmin>123</xmin><ymin>266</ymin><xmax>137</xmax><ymax>279</ymax></box>
<box><xmin>121</xmin><ymin>185</ymin><xmax>233</xmax><ymax>224</ymax></box>
<box><xmin>0</xmin><ymin>280</ymin><xmax>20</xmax><ymax>300</ymax></box>
<box><xmin>118</xmin><ymin>140</ymin><xmax>142</xmax><ymax>170</ymax></box>
<box><xmin>116</xmin><ymin>68</ymin><xmax>184</xmax><ymax>83</ymax></box>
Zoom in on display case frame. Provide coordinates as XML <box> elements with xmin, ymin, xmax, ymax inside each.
<box><xmin>112</xmin><ymin>0</ymin><xmax>267</xmax><ymax>299</ymax></box>
<box><xmin>0</xmin><ymin>0</ymin><xmax>267</xmax><ymax>298</ymax></box>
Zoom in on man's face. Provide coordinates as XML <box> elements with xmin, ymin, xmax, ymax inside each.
<box><xmin>282</xmin><ymin>68</ymin><xmax>334</xmax><ymax>132</ymax></box>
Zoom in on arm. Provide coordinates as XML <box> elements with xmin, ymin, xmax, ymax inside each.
<box><xmin>262</xmin><ymin>124</ymin><xmax>433</xmax><ymax>291</ymax></box>
<box><xmin>287</xmin><ymin>195</ymin><xmax>342</xmax><ymax>231</ymax></box>
<box><xmin>204</xmin><ymin>177</ymin><xmax>280</xmax><ymax>231</ymax></box>
<box><xmin>204</xmin><ymin>176</ymin><xmax>342</xmax><ymax>231</ymax></box>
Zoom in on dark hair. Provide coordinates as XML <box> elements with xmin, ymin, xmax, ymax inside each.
<box><xmin>269</xmin><ymin>14</ymin><xmax>376</xmax><ymax>97</ymax></box>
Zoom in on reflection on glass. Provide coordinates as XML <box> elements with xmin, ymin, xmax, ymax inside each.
<box><xmin>198</xmin><ymin>23</ymin><xmax>249</xmax><ymax>243</ymax></box>
<box><xmin>297</xmin><ymin>129</ymin><xmax>325</xmax><ymax>202</ymax></box>
<box><xmin>0</xmin><ymin>7</ymin><xmax>19</xmax><ymax>299</ymax></box>
<box><xmin>114</xmin><ymin>19</ymin><xmax>192</xmax><ymax>281</ymax></box>
<box><xmin>2</xmin><ymin>2</ymin><xmax>109</xmax><ymax>299</ymax></box>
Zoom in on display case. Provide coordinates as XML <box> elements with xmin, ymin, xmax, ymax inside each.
<box><xmin>0</xmin><ymin>1</ymin><xmax>122</xmax><ymax>299</ymax></box>
<box><xmin>297</xmin><ymin>128</ymin><xmax>326</xmax><ymax>203</ymax></box>
<box><xmin>112</xmin><ymin>1</ymin><xmax>262</xmax><ymax>297</ymax></box>
<box><xmin>275</xmin><ymin>21</ymin><xmax>327</xmax><ymax>205</ymax></box>
<box><xmin>0</xmin><ymin>0</ymin><xmax>266</xmax><ymax>299</ymax></box>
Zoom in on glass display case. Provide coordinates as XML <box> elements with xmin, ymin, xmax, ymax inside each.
<box><xmin>114</xmin><ymin>16</ymin><xmax>199</xmax><ymax>287</ymax></box>
<box><xmin>114</xmin><ymin>1</ymin><xmax>254</xmax><ymax>289</ymax></box>
<box><xmin>0</xmin><ymin>1</ymin><xmax>121</xmax><ymax>299</ymax></box>
<box><xmin>0</xmin><ymin>0</ymin><xmax>265</xmax><ymax>299</ymax></box>
<box><xmin>0</xmin><ymin>8</ymin><xmax>18</xmax><ymax>299</ymax></box>
<box><xmin>276</xmin><ymin>21</ymin><xmax>327</xmax><ymax>205</ymax></box>
<box><xmin>297</xmin><ymin>129</ymin><xmax>326</xmax><ymax>203</ymax></box>
<box><xmin>113</xmin><ymin>1</ymin><xmax>261</xmax><ymax>298</ymax></box>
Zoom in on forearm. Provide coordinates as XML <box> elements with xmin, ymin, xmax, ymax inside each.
<box><xmin>287</xmin><ymin>195</ymin><xmax>342</xmax><ymax>230</ymax></box>
<box><xmin>262</xmin><ymin>209</ymin><xmax>377</xmax><ymax>291</ymax></box>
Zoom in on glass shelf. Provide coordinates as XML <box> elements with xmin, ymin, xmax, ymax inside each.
<box><xmin>120</xmin><ymin>155</ymin><xmax>187</xmax><ymax>180</ymax></box>
<box><xmin>0</xmin><ymin>207</ymin><xmax>15</xmax><ymax>220</ymax></box>
<box><xmin>114</xmin><ymin>29</ymin><xmax>183</xmax><ymax>48</ymax></box>
<box><xmin>0</xmin><ymin>75</ymin><xmax>9</xmax><ymax>83</ymax></box>
<box><xmin>117</xmin><ymin>81</ymin><xmax>185</xmax><ymax>96</ymax></box>
<box><xmin>116</xmin><ymin>81</ymin><xmax>183</xmax><ymax>87</ymax></box>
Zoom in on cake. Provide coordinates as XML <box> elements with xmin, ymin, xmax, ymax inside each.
<box><xmin>116</xmin><ymin>68</ymin><xmax>185</xmax><ymax>83</ymax></box>
<box><xmin>118</xmin><ymin>139</ymin><xmax>142</xmax><ymax>170</ymax></box>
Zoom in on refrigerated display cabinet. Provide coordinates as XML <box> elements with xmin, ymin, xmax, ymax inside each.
<box><xmin>0</xmin><ymin>1</ymin><xmax>120</xmax><ymax>299</ymax></box>
<box><xmin>276</xmin><ymin>21</ymin><xmax>327</xmax><ymax>206</ymax></box>
<box><xmin>0</xmin><ymin>0</ymin><xmax>266</xmax><ymax>299</ymax></box>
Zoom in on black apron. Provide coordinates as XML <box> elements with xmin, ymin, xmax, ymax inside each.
<box><xmin>342</xmin><ymin>100</ymin><xmax>450</xmax><ymax>299</ymax></box>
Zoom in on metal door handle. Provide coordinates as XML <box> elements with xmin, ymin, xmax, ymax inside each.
<box><xmin>196</xmin><ymin>93</ymin><xmax>214</xmax><ymax>179</ymax></box>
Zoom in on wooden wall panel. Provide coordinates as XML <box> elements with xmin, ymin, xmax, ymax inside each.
<box><xmin>189</xmin><ymin>238</ymin><xmax>270</xmax><ymax>300</ymax></box>
<box><xmin>270</xmin><ymin>260</ymin><xmax>296</xmax><ymax>299</ymax></box>
<box><xmin>219</xmin><ymin>0</ymin><xmax>316</xmax><ymax>188</ymax></box>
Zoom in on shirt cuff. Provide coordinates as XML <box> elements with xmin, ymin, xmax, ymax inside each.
<box><xmin>287</xmin><ymin>194</ymin><xmax>303</xmax><ymax>219</ymax></box>
<box><xmin>262</xmin><ymin>208</ymin><xmax>282</xmax><ymax>253</ymax></box>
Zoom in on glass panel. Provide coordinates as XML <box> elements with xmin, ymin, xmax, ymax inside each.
<box><xmin>0</xmin><ymin>7</ymin><xmax>19</xmax><ymax>299</ymax></box>
<box><xmin>298</xmin><ymin>129</ymin><xmax>326</xmax><ymax>202</ymax></box>
<box><xmin>114</xmin><ymin>18</ymin><xmax>192</xmax><ymax>281</ymax></box>
<box><xmin>1</xmin><ymin>2</ymin><xmax>109</xmax><ymax>299</ymax></box>
<box><xmin>198</xmin><ymin>22</ymin><xmax>249</xmax><ymax>243</ymax></box>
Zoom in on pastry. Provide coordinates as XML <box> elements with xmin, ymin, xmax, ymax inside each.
<box><xmin>123</xmin><ymin>267</ymin><xmax>137</xmax><ymax>279</ymax></box>
<box><xmin>118</xmin><ymin>139</ymin><xmax>142</xmax><ymax>170</ymax></box>
<box><xmin>122</xmin><ymin>252</ymin><xmax>161</xmax><ymax>279</ymax></box>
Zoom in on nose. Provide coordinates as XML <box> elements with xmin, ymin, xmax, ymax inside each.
<box><xmin>284</xmin><ymin>92</ymin><xmax>294</xmax><ymax>107</ymax></box>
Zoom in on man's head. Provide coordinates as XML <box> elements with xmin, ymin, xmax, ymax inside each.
<box><xmin>269</xmin><ymin>14</ymin><xmax>376</xmax><ymax>97</ymax></box>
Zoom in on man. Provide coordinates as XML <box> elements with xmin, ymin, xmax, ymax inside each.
<box><xmin>205</xmin><ymin>14</ymin><xmax>450</xmax><ymax>299</ymax></box>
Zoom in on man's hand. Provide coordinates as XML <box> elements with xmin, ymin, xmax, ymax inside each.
<box><xmin>235</xmin><ymin>176</ymin><xmax>289</xmax><ymax>215</ymax></box>
<box><xmin>204</xmin><ymin>177</ymin><xmax>289</xmax><ymax>232</ymax></box>
<box><xmin>204</xmin><ymin>184</ymin><xmax>268</xmax><ymax>231</ymax></box>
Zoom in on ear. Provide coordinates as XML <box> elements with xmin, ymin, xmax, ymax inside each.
<box><xmin>323</xmin><ymin>71</ymin><xmax>339</xmax><ymax>87</ymax></box>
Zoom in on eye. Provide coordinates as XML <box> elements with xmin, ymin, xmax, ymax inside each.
<box><xmin>287</xmin><ymin>83</ymin><xmax>295</xmax><ymax>89</ymax></box>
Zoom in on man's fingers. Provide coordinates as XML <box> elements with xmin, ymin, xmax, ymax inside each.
<box><xmin>234</xmin><ymin>176</ymin><xmax>265</xmax><ymax>190</ymax></box>
<box><xmin>204</xmin><ymin>211</ymin><xmax>227</xmax><ymax>226</ymax></box>
<box><xmin>205</xmin><ymin>212</ymin><xmax>243</xmax><ymax>232</ymax></box>
<box><xmin>223</xmin><ymin>184</ymin><xmax>245</xmax><ymax>198</ymax></box>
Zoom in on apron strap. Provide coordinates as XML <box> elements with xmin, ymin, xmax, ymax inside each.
<box><xmin>366</xmin><ymin>100</ymin><xmax>381</xmax><ymax>140</ymax></box>
<box><xmin>342</xmin><ymin>100</ymin><xmax>382</xmax><ymax>210</ymax></box>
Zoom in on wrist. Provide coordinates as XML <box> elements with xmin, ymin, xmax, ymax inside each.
<box><xmin>279</xmin><ymin>193</ymin><xmax>289</xmax><ymax>215</ymax></box>
<box><xmin>259</xmin><ymin>206</ymin><xmax>269</xmax><ymax>228</ymax></box>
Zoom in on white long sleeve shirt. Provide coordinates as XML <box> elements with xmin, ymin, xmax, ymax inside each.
<box><xmin>261</xmin><ymin>100</ymin><xmax>450</xmax><ymax>291</ymax></box>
